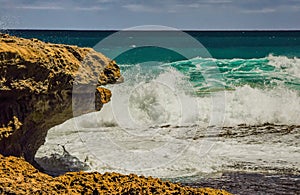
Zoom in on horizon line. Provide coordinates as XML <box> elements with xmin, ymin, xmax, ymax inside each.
<box><xmin>2</xmin><ymin>28</ymin><xmax>300</xmax><ymax>32</ymax></box>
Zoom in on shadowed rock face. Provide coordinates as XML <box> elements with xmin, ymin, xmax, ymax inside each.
<box><xmin>0</xmin><ymin>33</ymin><xmax>121</xmax><ymax>167</ymax></box>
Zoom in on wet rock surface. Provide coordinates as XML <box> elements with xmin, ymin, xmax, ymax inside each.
<box><xmin>181</xmin><ymin>172</ymin><xmax>300</xmax><ymax>195</ymax></box>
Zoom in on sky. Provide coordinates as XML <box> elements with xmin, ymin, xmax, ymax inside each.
<box><xmin>1</xmin><ymin>0</ymin><xmax>300</xmax><ymax>30</ymax></box>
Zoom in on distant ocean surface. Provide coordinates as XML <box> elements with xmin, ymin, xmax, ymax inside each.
<box><xmin>3</xmin><ymin>30</ymin><xmax>299</xmax><ymax>193</ymax></box>
<box><xmin>3</xmin><ymin>30</ymin><xmax>300</xmax><ymax>58</ymax></box>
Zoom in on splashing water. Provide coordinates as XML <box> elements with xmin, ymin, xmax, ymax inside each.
<box><xmin>36</xmin><ymin>54</ymin><xmax>300</xmax><ymax>178</ymax></box>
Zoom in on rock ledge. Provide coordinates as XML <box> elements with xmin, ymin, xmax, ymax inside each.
<box><xmin>0</xmin><ymin>33</ymin><xmax>121</xmax><ymax>166</ymax></box>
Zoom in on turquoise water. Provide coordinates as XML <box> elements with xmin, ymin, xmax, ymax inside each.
<box><xmin>4</xmin><ymin>30</ymin><xmax>300</xmax><ymax>126</ymax></box>
<box><xmin>170</xmin><ymin>56</ymin><xmax>300</xmax><ymax>93</ymax></box>
<box><xmin>4</xmin><ymin>30</ymin><xmax>300</xmax><ymax>58</ymax></box>
<box><xmin>4</xmin><ymin>30</ymin><xmax>300</xmax><ymax>95</ymax></box>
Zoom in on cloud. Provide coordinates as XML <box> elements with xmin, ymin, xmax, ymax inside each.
<box><xmin>240</xmin><ymin>8</ymin><xmax>276</xmax><ymax>14</ymax></box>
<box><xmin>73</xmin><ymin>6</ymin><xmax>106</xmax><ymax>11</ymax></box>
<box><xmin>15</xmin><ymin>5</ymin><xmax>65</xmax><ymax>10</ymax></box>
<box><xmin>121</xmin><ymin>0</ymin><xmax>234</xmax><ymax>13</ymax></box>
<box><xmin>2</xmin><ymin>0</ymin><xmax>108</xmax><ymax>11</ymax></box>
<box><xmin>230</xmin><ymin>0</ymin><xmax>300</xmax><ymax>10</ymax></box>
<box><xmin>4</xmin><ymin>0</ymin><xmax>300</xmax><ymax>13</ymax></box>
<box><xmin>1</xmin><ymin>0</ymin><xmax>300</xmax><ymax>29</ymax></box>
<box><xmin>122</xmin><ymin>4</ymin><xmax>161</xmax><ymax>13</ymax></box>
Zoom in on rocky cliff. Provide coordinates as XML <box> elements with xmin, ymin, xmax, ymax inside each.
<box><xmin>0</xmin><ymin>33</ymin><xmax>121</xmax><ymax>167</ymax></box>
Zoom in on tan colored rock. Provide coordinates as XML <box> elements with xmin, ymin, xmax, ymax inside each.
<box><xmin>0</xmin><ymin>154</ymin><xmax>232</xmax><ymax>195</ymax></box>
<box><xmin>0</xmin><ymin>33</ymin><xmax>121</xmax><ymax>167</ymax></box>
<box><xmin>95</xmin><ymin>87</ymin><xmax>112</xmax><ymax>110</ymax></box>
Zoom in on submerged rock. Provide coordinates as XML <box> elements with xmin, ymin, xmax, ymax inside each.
<box><xmin>0</xmin><ymin>33</ymin><xmax>121</xmax><ymax>167</ymax></box>
<box><xmin>0</xmin><ymin>154</ymin><xmax>231</xmax><ymax>194</ymax></box>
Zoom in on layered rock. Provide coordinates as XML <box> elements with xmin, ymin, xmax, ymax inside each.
<box><xmin>0</xmin><ymin>154</ymin><xmax>231</xmax><ymax>194</ymax></box>
<box><xmin>0</xmin><ymin>33</ymin><xmax>121</xmax><ymax>167</ymax></box>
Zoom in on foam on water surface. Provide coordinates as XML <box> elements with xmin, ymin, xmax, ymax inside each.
<box><xmin>36</xmin><ymin>55</ymin><xmax>300</xmax><ymax>178</ymax></box>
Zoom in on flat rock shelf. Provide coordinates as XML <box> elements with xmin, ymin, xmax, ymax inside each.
<box><xmin>180</xmin><ymin>172</ymin><xmax>300</xmax><ymax>195</ymax></box>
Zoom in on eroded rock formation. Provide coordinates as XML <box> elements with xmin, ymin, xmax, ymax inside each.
<box><xmin>0</xmin><ymin>154</ymin><xmax>231</xmax><ymax>194</ymax></box>
<box><xmin>0</xmin><ymin>33</ymin><xmax>121</xmax><ymax>167</ymax></box>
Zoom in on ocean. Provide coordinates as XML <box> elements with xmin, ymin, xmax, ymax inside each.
<box><xmin>4</xmin><ymin>29</ymin><xmax>300</xmax><ymax>193</ymax></box>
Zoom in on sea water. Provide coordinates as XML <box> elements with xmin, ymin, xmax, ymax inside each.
<box><xmin>4</xmin><ymin>30</ymin><xmax>299</xmax><ymax>180</ymax></box>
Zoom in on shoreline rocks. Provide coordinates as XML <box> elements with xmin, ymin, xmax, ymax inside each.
<box><xmin>0</xmin><ymin>154</ymin><xmax>231</xmax><ymax>194</ymax></box>
<box><xmin>0</xmin><ymin>33</ymin><xmax>121</xmax><ymax>167</ymax></box>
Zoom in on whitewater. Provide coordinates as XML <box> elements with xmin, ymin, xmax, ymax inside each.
<box><xmin>36</xmin><ymin>55</ymin><xmax>300</xmax><ymax>179</ymax></box>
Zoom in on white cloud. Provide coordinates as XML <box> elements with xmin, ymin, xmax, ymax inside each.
<box><xmin>240</xmin><ymin>8</ymin><xmax>276</xmax><ymax>14</ymax></box>
<box><xmin>122</xmin><ymin>4</ymin><xmax>161</xmax><ymax>13</ymax></box>
<box><xmin>73</xmin><ymin>6</ymin><xmax>106</xmax><ymax>11</ymax></box>
<box><xmin>13</xmin><ymin>4</ymin><xmax>105</xmax><ymax>11</ymax></box>
<box><xmin>15</xmin><ymin>5</ymin><xmax>65</xmax><ymax>10</ymax></box>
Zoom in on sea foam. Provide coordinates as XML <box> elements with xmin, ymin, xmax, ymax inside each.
<box><xmin>36</xmin><ymin>55</ymin><xmax>300</xmax><ymax>178</ymax></box>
